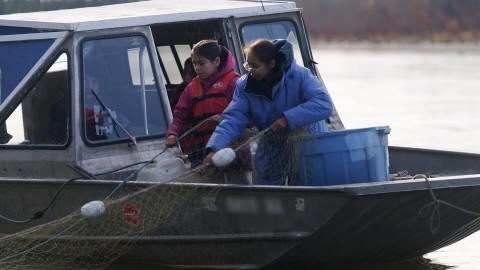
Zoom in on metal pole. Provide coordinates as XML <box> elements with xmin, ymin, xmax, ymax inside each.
<box><xmin>139</xmin><ymin>46</ymin><xmax>148</xmax><ymax>135</ymax></box>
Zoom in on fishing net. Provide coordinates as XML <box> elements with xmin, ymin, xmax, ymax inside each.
<box><xmin>0</xmin><ymin>128</ymin><xmax>309</xmax><ymax>269</ymax></box>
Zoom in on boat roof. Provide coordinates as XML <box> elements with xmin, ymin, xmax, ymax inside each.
<box><xmin>0</xmin><ymin>0</ymin><xmax>298</xmax><ymax>32</ymax></box>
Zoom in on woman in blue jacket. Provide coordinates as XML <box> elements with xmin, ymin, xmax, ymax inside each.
<box><xmin>204</xmin><ymin>39</ymin><xmax>333</xmax><ymax>185</ymax></box>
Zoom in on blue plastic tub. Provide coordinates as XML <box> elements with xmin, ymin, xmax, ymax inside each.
<box><xmin>296</xmin><ymin>126</ymin><xmax>390</xmax><ymax>186</ymax></box>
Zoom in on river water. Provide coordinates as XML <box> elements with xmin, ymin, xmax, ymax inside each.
<box><xmin>312</xmin><ymin>42</ymin><xmax>480</xmax><ymax>270</ymax></box>
<box><xmin>313</xmin><ymin>42</ymin><xmax>480</xmax><ymax>153</ymax></box>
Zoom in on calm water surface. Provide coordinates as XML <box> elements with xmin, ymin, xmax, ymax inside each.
<box><xmin>312</xmin><ymin>42</ymin><xmax>480</xmax><ymax>270</ymax></box>
<box><xmin>314</xmin><ymin>42</ymin><xmax>480</xmax><ymax>153</ymax></box>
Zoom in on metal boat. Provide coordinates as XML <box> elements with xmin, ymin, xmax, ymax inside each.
<box><xmin>1</xmin><ymin>1</ymin><xmax>480</xmax><ymax>269</ymax></box>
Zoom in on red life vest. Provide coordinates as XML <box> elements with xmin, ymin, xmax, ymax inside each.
<box><xmin>187</xmin><ymin>70</ymin><xmax>239</xmax><ymax>155</ymax></box>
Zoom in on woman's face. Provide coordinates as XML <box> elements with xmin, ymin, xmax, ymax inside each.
<box><xmin>192</xmin><ymin>54</ymin><xmax>220</xmax><ymax>80</ymax></box>
<box><xmin>244</xmin><ymin>52</ymin><xmax>275</xmax><ymax>81</ymax></box>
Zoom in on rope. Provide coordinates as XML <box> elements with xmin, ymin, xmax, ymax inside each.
<box><xmin>417</xmin><ymin>174</ymin><xmax>480</xmax><ymax>234</ymax></box>
<box><xmin>0</xmin><ymin>177</ymin><xmax>84</xmax><ymax>224</ymax></box>
<box><xmin>105</xmin><ymin>115</ymin><xmax>216</xmax><ymax>199</ymax></box>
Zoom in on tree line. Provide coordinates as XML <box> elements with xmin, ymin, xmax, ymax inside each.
<box><xmin>295</xmin><ymin>0</ymin><xmax>480</xmax><ymax>42</ymax></box>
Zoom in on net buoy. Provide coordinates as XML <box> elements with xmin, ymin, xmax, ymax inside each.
<box><xmin>81</xmin><ymin>200</ymin><xmax>106</xmax><ymax>218</ymax></box>
<box><xmin>212</xmin><ymin>148</ymin><xmax>236</xmax><ymax>167</ymax></box>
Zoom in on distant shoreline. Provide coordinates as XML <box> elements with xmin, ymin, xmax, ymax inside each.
<box><xmin>309</xmin><ymin>32</ymin><xmax>480</xmax><ymax>43</ymax></box>
<box><xmin>311</xmin><ymin>40</ymin><xmax>480</xmax><ymax>52</ymax></box>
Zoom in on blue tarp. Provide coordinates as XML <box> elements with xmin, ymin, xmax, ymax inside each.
<box><xmin>0</xmin><ymin>39</ymin><xmax>54</xmax><ymax>102</ymax></box>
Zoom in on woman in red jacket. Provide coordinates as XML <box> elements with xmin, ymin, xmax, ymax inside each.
<box><xmin>165</xmin><ymin>40</ymin><xmax>240</xmax><ymax>169</ymax></box>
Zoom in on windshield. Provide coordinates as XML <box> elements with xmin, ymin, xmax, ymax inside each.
<box><xmin>240</xmin><ymin>20</ymin><xmax>303</xmax><ymax>66</ymax></box>
<box><xmin>82</xmin><ymin>35</ymin><xmax>167</xmax><ymax>144</ymax></box>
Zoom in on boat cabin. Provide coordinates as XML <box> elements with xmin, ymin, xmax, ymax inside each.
<box><xmin>0</xmin><ymin>0</ymin><xmax>344</xmax><ymax>180</ymax></box>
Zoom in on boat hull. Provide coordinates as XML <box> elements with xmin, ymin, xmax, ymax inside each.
<box><xmin>1</xmin><ymin>176</ymin><xmax>480</xmax><ymax>268</ymax></box>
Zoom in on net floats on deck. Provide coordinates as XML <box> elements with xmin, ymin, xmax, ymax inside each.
<box><xmin>81</xmin><ymin>200</ymin><xmax>106</xmax><ymax>218</ymax></box>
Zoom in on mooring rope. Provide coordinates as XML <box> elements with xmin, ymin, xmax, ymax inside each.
<box><xmin>418</xmin><ymin>174</ymin><xmax>480</xmax><ymax>234</ymax></box>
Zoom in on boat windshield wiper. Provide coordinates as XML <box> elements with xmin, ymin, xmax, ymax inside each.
<box><xmin>90</xmin><ymin>89</ymin><xmax>137</xmax><ymax>146</ymax></box>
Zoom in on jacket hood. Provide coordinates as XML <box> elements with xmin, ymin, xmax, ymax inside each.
<box><xmin>272</xmin><ymin>39</ymin><xmax>294</xmax><ymax>71</ymax></box>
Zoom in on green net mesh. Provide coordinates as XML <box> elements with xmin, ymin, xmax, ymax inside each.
<box><xmin>0</xmin><ymin>128</ymin><xmax>309</xmax><ymax>269</ymax></box>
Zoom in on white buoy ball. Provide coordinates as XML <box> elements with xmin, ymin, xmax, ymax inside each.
<box><xmin>212</xmin><ymin>148</ymin><xmax>236</xmax><ymax>167</ymax></box>
<box><xmin>81</xmin><ymin>200</ymin><xmax>106</xmax><ymax>218</ymax></box>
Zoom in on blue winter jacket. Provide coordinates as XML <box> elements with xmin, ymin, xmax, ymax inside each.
<box><xmin>206</xmin><ymin>40</ymin><xmax>333</xmax><ymax>184</ymax></box>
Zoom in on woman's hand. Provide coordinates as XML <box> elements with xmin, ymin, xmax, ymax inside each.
<box><xmin>270</xmin><ymin>117</ymin><xmax>288</xmax><ymax>132</ymax></box>
<box><xmin>165</xmin><ymin>135</ymin><xmax>178</xmax><ymax>148</ymax></box>
<box><xmin>203</xmin><ymin>151</ymin><xmax>215</xmax><ymax>166</ymax></box>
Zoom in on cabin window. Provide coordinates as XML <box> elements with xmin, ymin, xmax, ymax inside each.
<box><xmin>156</xmin><ymin>44</ymin><xmax>193</xmax><ymax>100</ymax></box>
<box><xmin>150</xmin><ymin>20</ymin><xmax>225</xmax><ymax>108</ymax></box>
<box><xmin>240</xmin><ymin>20</ymin><xmax>303</xmax><ymax>66</ymax></box>
<box><xmin>82</xmin><ymin>35</ymin><xmax>167</xmax><ymax>144</ymax></box>
<box><xmin>0</xmin><ymin>53</ymin><xmax>69</xmax><ymax>146</ymax></box>
<box><xmin>157</xmin><ymin>44</ymin><xmax>192</xmax><ymax>84</ymax></box>
<box><xmin>157</xmin><ymin>46</ymin><xmax>183</xmax><ymax>84</ymax></box>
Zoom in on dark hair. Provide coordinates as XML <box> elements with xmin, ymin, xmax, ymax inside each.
<box><xmin>192</xmin><ymin>40</ymin><xmax>222</xmax><ymax>62</ymax></box>
<box><xmin>243</xmin><ymin>39</ymin><xmax>276</xmax><ymax>65</ymax></box>
<box><xmin>183</xmin><ymin>57</ymin><xmax>196</xmax><ymax>76</ymax></box>
<box><xmin>184</xmin><ymin>57</ymin><xmax>193</xmax><ymax>67</ymax></box>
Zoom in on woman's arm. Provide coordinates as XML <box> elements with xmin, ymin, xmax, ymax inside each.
<box><xmin>283</xmin><ymin>66</ymin><xmax>333</xmax><ymax>130</ymax></box>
